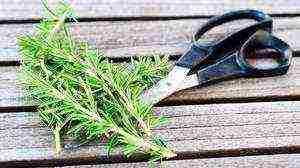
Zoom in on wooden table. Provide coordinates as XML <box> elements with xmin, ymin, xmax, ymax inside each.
<box><xmin>1</xmin><ymin>1</ymin><xmax>300</xmax><ymax>167</ymax></box>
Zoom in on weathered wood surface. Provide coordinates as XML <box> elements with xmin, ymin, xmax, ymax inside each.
<box><xmin>0</xmin><ymin>54</ymin><xmax>299</xmax><ymax>107</ymax></box>
<box><xmin>61</xmin><ymin>154</ymin><xmax>300</xmax><ymax>168</ymax></box>
<box><xmin>2</xmin><ymin>1</ymin><xmax>300</xmax><ymax>167</ymax></box>
<box><xmin>1</xmin><ymin>17</ymin><xmax>300</xmax><ymax>64</ymax></box>
<box><xmin>1</xmin><ymin>101</ymin><xmax>300</xmax><ymax>167</ymax></box>
<box><xmin>1</xmin><ymin>0</ymin><xmax>300</xmax><ymax>21</ymax></box>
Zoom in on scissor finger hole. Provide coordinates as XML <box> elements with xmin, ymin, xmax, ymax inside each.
<box><xmin>244</xmin><ymin>47</ymin><xmax>284</xmax><ymax>70</ymax></box>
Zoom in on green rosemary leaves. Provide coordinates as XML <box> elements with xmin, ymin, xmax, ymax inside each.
<box><xmin>18</xmin><ymin>0</ymin><xmax>175</xmax><ymax>163</ymax></box>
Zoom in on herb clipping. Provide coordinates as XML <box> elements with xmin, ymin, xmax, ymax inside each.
<box><xmin>18</xmin><ymin>0</ymin><xmax>176</xmax><ymax>164</ymax></box>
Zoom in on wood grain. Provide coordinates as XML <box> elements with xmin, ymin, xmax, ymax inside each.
<box><xmin>2</xmin><ymin>101</ymin><xmax>300</xmax><ymax>132</ymax></box>
<box><xmin>1</xmin><ymin>56</ymin><xmax>300</xmax><ymax>107</ymax></box>
<box><xmin>1</xmin><ymin>17</ymin><xmax>300</xmax><ymax>65</ymax></box>
<box><xmin>2</xmin><ymin>1</ymin><xmax>300</xmax><ymax>167</ymax></box>
<box><xmin>1</xmin><ymin>0</ymin><xmax>300</xmax><ymax>21</ymax></box>
<box><xmin>1</xmin><ymin>101</ymin><xmax>300</xmax><ymax>167</ymax></box>
<box><xmin>61</xmin><ymin>154</ymin><xmax>300</xmax><ymax>168</ymax></box>
<box><xmin>2</xmin><ymin>119</ymin><xmax>300</xmax><ymax>149</ymax></box>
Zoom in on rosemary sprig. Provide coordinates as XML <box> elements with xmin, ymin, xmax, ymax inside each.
<box><xmin>18</xmin><ymin>0</ymin><xmax>176</xmax><ymax>163</ymax></box>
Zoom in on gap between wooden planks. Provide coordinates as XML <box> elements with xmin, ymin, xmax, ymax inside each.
<box><xmin>1</xmin><ymin>101</ymin><xmax>300</xmax><ymax>167</ymax></box>
<box><xmin>58</xmin><ymin>154</ymin><xmax>300</xmax><ymax>168</ymax></box>
<box><xmin>0</xmin><ymin>17</ymin><xmax>300</xmax><ymax>65</ymax></box>
<box><xmin>1</xmin><ymin>0</ymin><xmax>300</xmax><ymax>21</ymax></box>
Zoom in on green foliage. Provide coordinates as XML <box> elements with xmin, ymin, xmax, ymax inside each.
<box><xmin>18</xmin><ymin>0</ymin><xmax>175</xmax><ymax>161</ymax></box>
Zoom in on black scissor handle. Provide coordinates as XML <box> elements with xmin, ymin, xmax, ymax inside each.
<box><xmin>194</xmin><ymin>10</ymin><xmax>272</xmax><ymax>41</ymax></box>
<box><xmin>176</xmin><ymin>10</ymin><xmax>273</xmax><ymax>71</ymax></box>
<box><xmin>237</xmin><ymin>30</ymin><xmax>291</xmax><ymax>76</ymax></box>
<box><xmin>196</xmin><ymin>31</ymin><xmax>292</xmax><ymax>86</ymax></box>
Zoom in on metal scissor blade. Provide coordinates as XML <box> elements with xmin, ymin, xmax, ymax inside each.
<box><xmin>141</xmin><ymin>66</ymin><xmax>193</xmax><ymax>105</ymax></box>
<box><xmin>176</xmin><ymin>73</ymin><xmax>199</xmax><ymax>91</ymax></box>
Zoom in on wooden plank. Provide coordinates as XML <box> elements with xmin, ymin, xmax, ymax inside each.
<box><xmin>1</xmin><ymin>0</ymin><xmax>300</xmax><ymax>21</ymax></box>
<box><xmin>3</xmin><ymin>119</ymin><xmax>300</xmax><ymax>149</ymax></box>
<box><xmin>2</xmin><ymin>100</ymin><xmax>300</xmax><ymax>130</ymax></box>
<box><xmin>1</xmin><ymin>17</ymin><xmax>300</xmax><ymax>64</ymax></box>
<box><xmin>1</xmin><ymin>101</ymin><xmax>300</xmax><ymax>167</ymax></box>
<box><xmin>1</xmin><ymin>55</ymin><xmax>300</xmax><ymax>107</ymax></box>
<box><xmin>59</xmin><ymin>154</ymin><xmax>300</xmax><ymax>168</ymax></box>
<box><xmin>2</xmin><ymin>111</ymin><xmax>300</xmax><ymax>131</ymax></box>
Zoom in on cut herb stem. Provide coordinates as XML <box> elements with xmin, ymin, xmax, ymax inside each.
<box><xmin>18</xmin><ymin>0</ymin><xmax>175</xmax><ymax>163</ymax></box>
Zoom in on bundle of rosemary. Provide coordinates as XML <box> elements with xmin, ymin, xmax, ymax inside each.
<box><xmin>18</xmin><ymin>0</ymin><xmax>175</xmax><ymax>163</ymax></box>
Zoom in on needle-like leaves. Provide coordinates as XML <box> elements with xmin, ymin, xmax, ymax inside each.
<box><xmin>18</xmin><ymin>0</ymin><xmax>176</xmax><ymax>163</ymax></box>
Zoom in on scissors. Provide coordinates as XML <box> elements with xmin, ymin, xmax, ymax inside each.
<box><xmin>141</xmin><ymin>10</ymin><xmax>292</xmax><ymax>105</ymax></box>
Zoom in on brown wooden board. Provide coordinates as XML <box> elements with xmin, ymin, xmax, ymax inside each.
<box><xmin>1</xmin><ymin>0</ymin><xmax>300</xmax><ymax>21</ymax></box>
<box><xmin>0</xmin><ymin>54</ymin><xmax>299</xmax><ymax>108</ymax></box>
<box><xmin>1</xmin><ymin>101</ymin><xmax>300</xmax><ymax>167</ymax></box>
<box><xmin>1</xmin><ymin>1</ymin><xmax>300</xmax><ymax>167</ymax></box>
<box><xmin>0</xmin><ymin>17</ymin><xmax>300</xmax><ymax>65</ymax></box>
<box><xmin>60</xmin><ymin>154</ymin><xmax>300</xmax><ymax>168</ymax></box>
